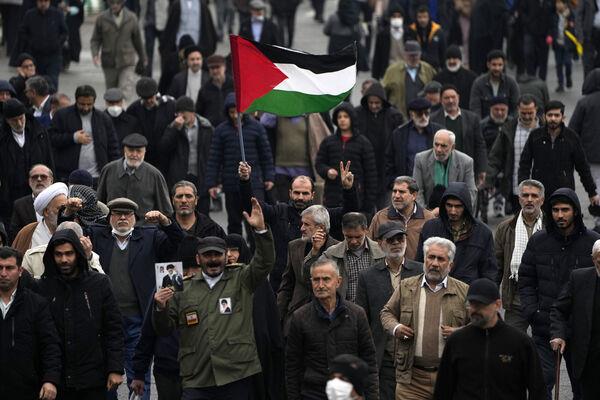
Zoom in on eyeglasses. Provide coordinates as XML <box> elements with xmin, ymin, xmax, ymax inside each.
<box><xmin>30</xmin><ymin>174</ymin><xmax>50</xmax><ymax>181</ymax></box>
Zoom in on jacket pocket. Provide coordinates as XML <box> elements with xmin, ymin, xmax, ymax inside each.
<box><xmin>178</xmin><ymin>345</ymin><xmax>201</xmax><ymax>378</ymax></box>
<box><xmin>226</xmin><ymin>335</ymin><xmax>256</xmax><ymax>363</ymax></box>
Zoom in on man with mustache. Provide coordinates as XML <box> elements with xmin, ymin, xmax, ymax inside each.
<box><xmin>495</xmin><ymin>180</ymin><xmax>545</xmax><ymax>333</ymax></box>
<box><xmin>385</xmin><ymin>97</ymin><xmax>444</xmax><ymax>188</ymax></box>
<box><xmin>381</xmin><ymin>236</ymin><xmax>468</xmax><ymax>399</ymax></box>
<box><xmin>170</xmin><ymin>180</ymin><xmax>225</xmax><ymax>239</ymax></box>
<box><xmin>519</xmin><ymin>100</ymin><xmax>600</xmax><ymax>208</ymax></box>
<box><xmin>356</xmin><ymin>222</ymin><xmax>423</xmax><ymax>399</ymax></box>
<box><xmin>433</xmin><ymin>279</ymin><xmax>546</xmax><ymax>400</ymax></box>
<box><xmin>519</xmin><ymin>187</ymin><xmax>600</xmax><ymax>399</ymax></box>
<box><xmin>153</xmin><ymin>198</ymin><xmax>275</xmax><ymax>399</ymax></box>
<box><xmin>97</xmin><ymin>133</ymin><xmax>173</xmax><ymax>221</ymax></box>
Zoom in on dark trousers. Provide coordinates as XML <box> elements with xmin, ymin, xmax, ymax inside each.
<box><xmin>533</xmin><ymin>335</ymin><xmax>581</xmax><ymax>400</ymax></box>
<box><xmin>57</xmin><ymin>387</ymin><xmax>105</xmax><ymax>400</ymax></box>
<box><xmin>310</xmin><ymin>0</ymin><xmax>325</xmax><ymax>20</ymax></box>
<box><xmin>0</xmin><ymin>4</ymin><xmax>21</xmax><ymax>56</ymax></box>
<box><xmin>581</xmin><ymin>353</ymin><xmax>600</xmax><ymax>400</ymax></box>
<box><xmin>583</xmin><ymin>28</ymin><xmax>600</xmax><ymax>77</ymax></box>
<box><xmin>380</xmin><ymin>354</ymin><xmax>396</xmax><ymax>400</ymax></box>
<box><xmin>144</xmin><ymin>25</ymin><xmax>163</xmax><ymax>77</ymax></box>
<box><xmin>35</xmin><ymin>53</ymin><xmax>62</xmax><ymax>90</ymax></box>
<box><xmin>154</xmin><ymin>371</ymin><xmax>182</xmax><ymax>400</ymax></box>
<box><xmin>182</xmin><ymin>377</ymin><xmax>253</xmax><ymax>400</ymax></box>
<box><xmin>275</xmin><ymin>8</ymin><xmax>298</xmax><ymax>47</ymax></box>
<box><xmin>524</xmin><ymin>33</ymin><xmax>549</xmax><ymax>80</ymax></box>
<box><xmin>554</xmin><ymin>45</ymin><xmax>573</xmax><ymax>87</ymax></box>
<box><xmin>504</xmin><ymin>305</ymin><xmax>530</xmax><ymax>333</ymax></box>
<box><xmin>107</xmin><ymin>315</ymin><xmax>151</xmax><ymax>400</ymax></box>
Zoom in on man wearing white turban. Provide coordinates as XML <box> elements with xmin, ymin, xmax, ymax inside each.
<box><xmin>12</xmin><ymin>182</ymin><xmax>68</xmax><ymax>255</ymax></box>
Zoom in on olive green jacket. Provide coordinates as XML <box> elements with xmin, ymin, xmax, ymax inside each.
<box><xmin>153</xmin><ymin>229</ymin><xmax>275</xmax><ymax>388</ymax></box>
<box><xmin>382</xmin><ymin>61</ymin><xmax>437</xmax><ymax>118</ymax></box>
<box><xmin>380</xmin><ymin>273</ymin><xmax>469</xmax><ymax>384</ymax></box>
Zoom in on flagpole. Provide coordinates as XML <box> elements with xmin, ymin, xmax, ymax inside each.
<box><xmin>237</xmin><ymin>112</ymin><xmax>246</xmax><ymax>162</ymax></box>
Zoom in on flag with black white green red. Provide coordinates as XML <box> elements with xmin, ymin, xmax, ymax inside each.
<box><xmin>229</xmin><ymin>35</ymin><xmax>357</xmax><ymax>116</ymax></box>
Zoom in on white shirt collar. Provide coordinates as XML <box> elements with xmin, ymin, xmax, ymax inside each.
<box><xmin>444</xmin><ymin>109</ymin><xmax>461</xmax><ymax>120</ymax></box>
<box><xmin>202</xmin><ymin>271</ymin><xmax>224</xmax><ymax>289</ymax></box>
<box><xmin>0</xmin><ymin>288</ymin><xmax>17</xmax><ymax>318</ymax></box>
<box><xmin>112</xmin><ymin>229</ymin><xmax>133</xmax><ymax>250</ymax></box>
<box><xmin>421</xmin><ymin>275</ymin><xmax>448</xmax><ymax>292</ymax></box>
<box><xmin>12</xmin><ymin>130</ymin><xmax>25</xmax><ymax>148</ymax></box>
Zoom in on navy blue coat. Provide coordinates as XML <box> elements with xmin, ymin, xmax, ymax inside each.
<box><xmin>205</xmin><ymin>94</ymin><xmax>275</xmax><ymax>193</ymax></box>
<box><xmin>49</xmin><ymin>105</ymin><xmax>120</xmax><ymax>182</ymax></box>
<box><xmin>88</xmin><ymin>222</ymin><xmax>185</xmax><ymax>315</ymax></box>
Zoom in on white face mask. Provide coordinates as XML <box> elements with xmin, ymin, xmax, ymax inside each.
<box><xmin>390</xmin><ymin>18</ymin><xmax>403</xmax><ymax>28</ymax></box>
<box><xmin>111</xmin><ymin>226</ymin><xmax>134</xmax><ymax>237</ymax></box>
<box><xmin>107</xmin><ymin>105</ymin><xmax>123</xmax><ymax>117</ymax></box>
<box><xmin>326</xmin><ymin>378</ymin><xmax>354</xmax><ymax>400</ymax></box>
<box><xmin>446</xmin><ymin>59</ymin><xmax>462</xmax><ymax>73</ymax></box>
<box><xmin>390</xmin><ymin>18</ymin><xmax>404</xmax><ymax>40</ymax></box>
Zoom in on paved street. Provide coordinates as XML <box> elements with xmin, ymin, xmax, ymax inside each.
<box><xmin>0</xmin><ymin>0</ymin><xmax>585</xmax><ymax>398</ymax></box>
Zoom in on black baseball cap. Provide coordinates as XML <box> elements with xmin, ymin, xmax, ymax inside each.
<box><xmin>377</xmin><ymin>222</ymin><xmax>406</xmax><ymax>240</ymax></box>
<box><xmin>467</xmin><ymin>279</ymin><xmax>500</xmax><ymax>305</ymax></box>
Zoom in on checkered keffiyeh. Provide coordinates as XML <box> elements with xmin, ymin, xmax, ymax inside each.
<box><xmin>69</xmin><ymin>185</ymin><xmax>106</xmax><ymax>226</ymax></box>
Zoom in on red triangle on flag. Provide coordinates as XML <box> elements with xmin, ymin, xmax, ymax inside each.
<box><xmin>230</xmin><ymin>35</ymin><xmax>288</xmax><ymax>113</ymax></box>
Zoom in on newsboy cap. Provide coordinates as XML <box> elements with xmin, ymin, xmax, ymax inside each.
<box><xmin>122</xmin><ymin>133</ymin><xmax>148</xmax><ymax>148</ymax></box>
<box><xmin>107</xmin><ymin>197</ymin><xmax>139</xmax><ymax>213</ymax></box>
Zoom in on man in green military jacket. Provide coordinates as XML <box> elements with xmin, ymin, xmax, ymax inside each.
<box><xmin>153</xmin><ymin>198</ymin><xmax>275</xmax><ymax>399</ymax></box>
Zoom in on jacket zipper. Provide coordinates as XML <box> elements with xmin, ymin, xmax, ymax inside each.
<box><xmin>84</xmin><ymin>292</ymin><xmax>93</xmax><ymax>319</ymax></box>
<box><xmin>484</xmin><ymin>329</ymin><xmax>489</xmax><ymax>400</ymax></box>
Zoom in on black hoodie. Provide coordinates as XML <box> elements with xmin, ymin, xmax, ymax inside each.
<box><xmin>519</xmin><ymin>188</ymin><xmax>600</xmax><ymax>338</ymax></box>
<box><xmin>315</xmin><ymin>102</ymin><xmax>378</xmax><ymax>211</ymax></box>
<box><xmin>355</xmin><ymin>83</ymin><xmax>404</xmax><ymax>189</ymax></box>
<box><xmin>37</xmin><ymin>229</ymin><xmax>124</xmax><ymax>390</ymax></box>
<box><xmin>416</xmin><ymin>182</ymin><xmax>497</xmax><ymax>284</ymax></box>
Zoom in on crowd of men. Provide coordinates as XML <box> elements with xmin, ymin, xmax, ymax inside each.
<box><xmin>1</xmin><ymin>0</ymin><xmax>600</xmax><ymax>399</ymax></box>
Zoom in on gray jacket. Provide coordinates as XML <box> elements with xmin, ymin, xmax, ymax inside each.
<box><xmin>469</xmin><ymin>72</ymin><xmax>520</xmax><ymax>118</ymax></box>
<box><xmin>413</xmin><ymin>149</ymin><xmax>477</xmax><ymax>208</ymax></box>
<box><xmin>91</xmin><ymin>8</ymin><xmax>146</xmax><ymax>69</ymax></box>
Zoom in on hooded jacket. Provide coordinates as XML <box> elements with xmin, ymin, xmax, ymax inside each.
<box><xmin>519</xmin><ymin>188</ymin><xmax>600</xmax><ymax>338</ymax></box>
<box><xmin>406</xmin><ymin>21</ymin><xmax>446</xmax><ymax>69</ymax></box>
<box><xmin>315</xmin><ymin>102</ymin><xmax>378</xmax><ymax>210</ymax></box>
<box><xmin>36</xmin><ymin>229</ymin><xmax>124</xmax><ymax>390</ymax></box>
<box><xmin>355</xmin><ymin>83</ymin><xmax>404</xmax><ymax>190</ymax></box>
<box><xmin>205</xmin><ymin>93</ymin><xmax>275</xmax><ymax>193</ymax></box>
<box><xmin>568</xmin><ymin>69</ymin><xmax>600</xmax><ymax>163</ymax></box>
<box><xmin>416</xmin><ymin>182</ymin><xmax>497</xmax><ymax>284</ymax></box>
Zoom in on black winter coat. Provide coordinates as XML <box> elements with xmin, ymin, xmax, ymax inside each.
<box><xmin>37</xmin><ymin>230</ymin><xmax>124</xmax><ymax>390</ymax></box>
<box><xmin>49</xmin><ymin>106</ymin><xmax>120</xmax><ymax>182</ymax></box>
<box><xmin>417</xmin><ymin>182</ymin><xmax>497</xmax><ymax>284</ymax></box>
<box><xmin>0</xmin><ymin>283</ymin><xmax>61</xmax><ymax>399</ymax></box>
<box><xmin>126</xmin><ymin>96</ymin><xmax>177</xmax><ymax>168</ymax></box>
<box><xmin>568</xmin><ymin>69</ymin><xmax>600</xmax><ymax>163</ymax></box>
<box><xmin>355</xmin><ymin>83</ymin><xmax>404</xmax><ymax>190</ymax></box>
<box><xmin>519</xmin><ymin>188</ymin><xmax>600</xmax><ymax>338</ymax></box>
<box><xmin>88</xmin><ymin>222</ymin><xmax>185</xmax><ymax>316</ymax></box>
<box><xmin>239</xmin><ymin>18</ymin><xmax>281</xmax><ymax>45</ymax></box>
<box><xmin>167</xmin><ymin>69</ymin><xmax>210</xmax><ymax>101</ymax></box>
<box><xmin>433</xmin><ymin>67</ymin><xmax>477</xmax><ymax>110</ymax></box>
<box><xmin>196</xmin><ymin>77</ymin><xmax>234</xmax><ymax>127</ymax></box>
<box><xmin>205</xmin><ymin>94</ymin><xmax>275</xmax><ymax>193</ymax></box>
<box><xmin>315</xmin><ymin>103</ymin><xmax>377</xmax><ymax>210</ymax></box>
<box><xmin>285</xmin><ymin>298</ymin><xmax>379</xmax><ymax>400</ymax></box>
<box><xmin>105</xmin><ymin>110</ymin><xmax>139</xmax><ymax>144</ymax></box>
<box><xmin>159</xmin><ymin>0</ymin><xmax>216</xmax><ymax>58</ymax></box>
<box><xmin>160</xmin><ymin>114</ymin><xmax>213</xmax><ymax>190</ymax></box>
<box><xmin>0</xmin><ymin>115</ymin><xmax>54</xmax><ymax>224</ymax></box>
<box><xmin>13</xmin><ymin>6</ymin><xmax>68</xmax><ymax>62</ymax></box>
<box><xmin>518</xmin><ymin>124</ymin><xmax>597</xmax><ymax>199</ymax></box>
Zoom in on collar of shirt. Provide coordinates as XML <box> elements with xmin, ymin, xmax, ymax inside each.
<box><xmin>122</xmin><ymin>158</ymin><xmax>137</xmax><ymax>175</ymax></box>
<box><xmin>12</xmin><ymin>130</ymin><xmax>25</xmax><ymax>148</ymax></box>
<box><xmin>112</xmin><ymin>230</ymin><xmax>133</xmax><ymax>250</ymax></box>
<box><xmin>0</xmin><ymin>288</ymin><xmax>17</xmax><ymax>318</ymax></box>
<box><xmin>346</xmin><ymin>237</ymin><xmax>368</xmax><ymax>257</ymax></box>
<box><xmin>33</xmin><ymin>95</ymin><xmax>50</xmax><ymax>117</ymax></box>
<box><xmin>202</xmin><ymin>271</ymin><xmax>224</xmax><ymax>289</ymax></box>
<box><xmin>444</xmin><ymin>109</ymin><xmax>461</xmax><ymax>120</ymax></box>
<box><xmin>385</xmin><ymin>258</ymin><xmax>403</xmax><ymax>274</ymax></box>
<box><xmin>517</xmin><ymin>118</ymin><xmax>539</xmax><ymax>130</ymax></box>
<box><xmin>421</xmin><ymin>275</ymin><xmax>448</xmax><ymax>292</ymax></box>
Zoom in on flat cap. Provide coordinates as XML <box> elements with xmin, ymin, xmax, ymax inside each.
<box><xmin>423</xmin><ymin>80</ymin><xmax>442</xmax><ymax>94</ymax></box>
<box><xmin>3</xmin><ymin>98</ymin><xmax>26</xmax><ymax>119</ymax></box>
<box><xmin>104</xmin><ymin>88</ymin><xmax>124</xmax><ymax>102</ymax></box>
<box><xmin>197</xmin><ymin>237</ymin><xmax>227</xmax><ymax>254</ymax></box>
<box><xmin>377</xmin><ymin>221</ymin><xmax>406</xmax><ymax>240</ymax></box>
<box><xmin>122</xmin><ymin>133</ymin><xmax>148</xmax><ymax>148</ymax></box>
<box><xmin>249</xmin><ymin>0</ymin><xmax>266</xmax><ymax>9</ymax></box>
<box><xmin>135</xmin><ymin>77</ymin><xmax>158</xmax><ymax>99</ymax></box>
<box><xmin>404</xmin><ymin>40</ymin><xmax>421</xmax><ymax>54</ymax></box>
<box><xmin>206</xmin><ymin>54</ymin><xmax>226</xmax><ymax>67</ymax></box>
<box><xmin>407</xmin><ymin>97</ymin><xmax>431</xmax><ymax>111</ymax></box>
<box><xmin>467</xmin><ymin>279</ymin><xmax>500</xmax><ymax>305</ymax></box>
<box><xmin>107</xmin><ymin>197</ymin><xmax>139</xmax><ymax>213</ymax></box>
<box><xmin>175</xmin><ymin>96</ymin><xmax>195</xmax><ymax>113</ymax></box>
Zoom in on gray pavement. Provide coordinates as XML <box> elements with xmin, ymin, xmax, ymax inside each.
<box><xmin>0</xmin><ymin>0</ymin><xmax>584</xmax><ymax>398</ymax></box>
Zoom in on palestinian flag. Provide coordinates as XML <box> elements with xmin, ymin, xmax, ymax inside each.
<box><xmin>230</xmin><ymin>35</ymin><xmax>356</xmax><ymax>116</ymax></box>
